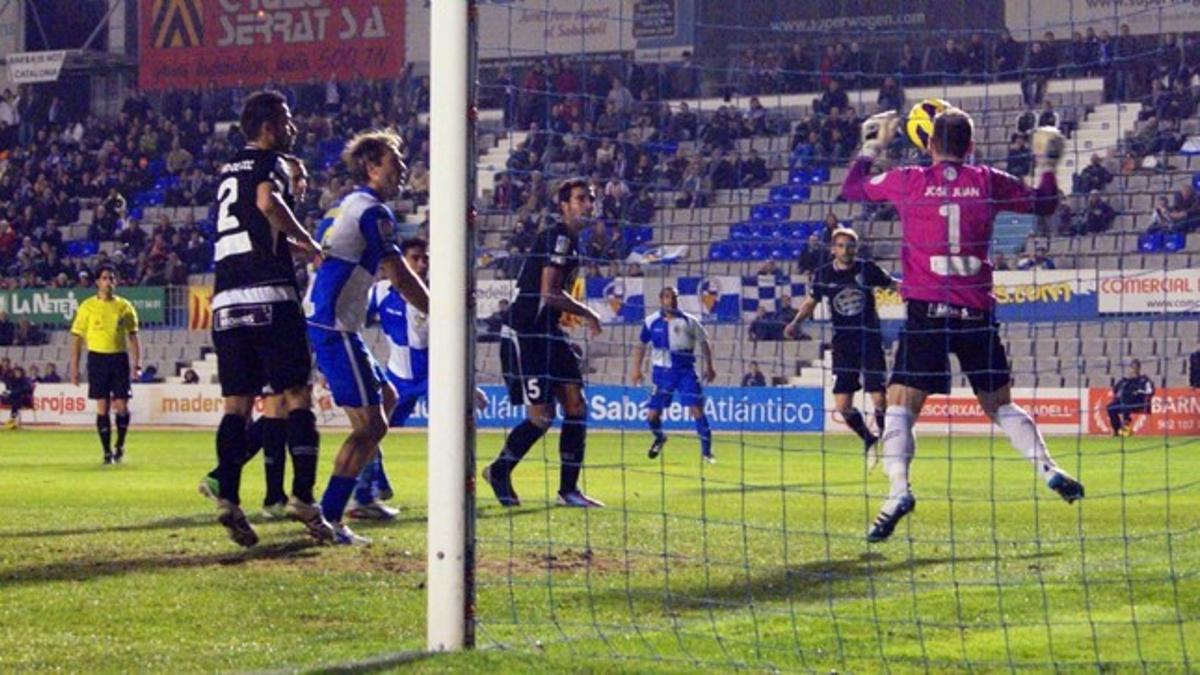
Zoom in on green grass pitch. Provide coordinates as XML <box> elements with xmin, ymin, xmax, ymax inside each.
<box><xmin>0</xmin><ymin>428</ymin><xmax>1196</xmax><ymax>672</ymax></box>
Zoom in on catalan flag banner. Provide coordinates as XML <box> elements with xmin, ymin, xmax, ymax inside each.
<box><xmin>188</xmin><ymin>286</ymin><xmax>213</xmax><ymax>331</ymax></box>
<box><xmin>138</xmin><ymin>0</ymin><xmax>405</xmax><ymax>90</ymax></box>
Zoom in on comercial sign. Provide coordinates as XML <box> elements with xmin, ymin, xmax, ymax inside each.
<box><xmin>1097</xmin><ymin>269</ymin><xmax>1200</xmax><ymax>315</ymax></box>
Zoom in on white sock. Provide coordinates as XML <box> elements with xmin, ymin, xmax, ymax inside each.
<box><xmin>994</xmin><ymin>403</ymin><xmax>1057</xmax><ymax>481</ymax></box>
<box><xmin>880</xmin><ymin>405</ymin><xmax>915</xmax><ymax>500</ymax></box>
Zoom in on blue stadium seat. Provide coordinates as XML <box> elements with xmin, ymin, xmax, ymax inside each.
<box><xmin>63</xmin><ymin>240</ymin><xmax>100</xmax><ymax>257</ymax></box>
<box><xmin>750</xmin><ymin>204</ymin><xmax>790</xmax><ymax>222</ymax></box>
<box><xmin>748</xmin><ymin>242</ymin><xmax>772</xmax><ymax>260</ymax></box>
<box><xmin>788</xmin><ymin>169</ymin><xmax>811</xmax><ymax>185</ymax></box>
<box><xmin>782</xmin><ymin>222</ymin><xmax>810</xmax><ymax>240</ymax></box>
<box><xmin>807</xmin><ymin>166</ymin><xmax>831</xmax><ymax>183</ymax></box>
<box><xmin>728</xmin><ymin>243</ymin><xmax>748</xmax><ymax>261</ymax></box>
<box><xmin>1138</xmin><ymin>231</ymin><xmax>1164</xmax><ymax>252</ymax></box>
<box><xmin>1163</xmin><ymin>231</ymin><xmax>1186</xmax><ymax>252</ymax></box>
<box><xmin>754</xmin><ymin>223</ymin><xmax>777</xmax><ymax>239</ymax></box>
<box><xmin>770</xmin><ymin>243</ymin><xmax>791</xmax><ymax>261</ymax></box>
<box><xmin>708</xmin><ymin>242</ymin><xmax>730</xmax><ymax>261</ymax></box>
<box><xmin>1192</xmin><ymin>173</ymin><xmax>1200</xmax><ymax>191</ymax></box>
<box><xmin>769</xmin><ymin>185</ymin><xmax>809</xmax><ymax>204</ymax></box>
<box><xmin>730</xmin><ymin>222</ymin><xmax>753</xmax><ymax>239</ymax></box>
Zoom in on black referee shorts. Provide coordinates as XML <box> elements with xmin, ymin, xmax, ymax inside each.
<box><xmin>87</xmin><ymin>351</ymin><xmax>132</xmax><ymax>400</ymax></box>
<box><xmin>212</xmin><ymin>300</ymin><xmax>312</xmax><ymax>398</ymax></box>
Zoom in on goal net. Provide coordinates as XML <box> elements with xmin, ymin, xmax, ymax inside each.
<box><xmin>453</xmin><ymin>0</ymin><xmax>1200</xmax><ymax>669</ymax></box>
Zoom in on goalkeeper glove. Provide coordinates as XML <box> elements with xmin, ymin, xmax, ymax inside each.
<box><xmin>1032</xmin><ymin>126</ymin><xmax>1066</xmax><ymax>175</ymax></box>
<box><xmin>859</xmin><ymin>111</ymin><xmax>899</xmax><ymax>161</ymax></box>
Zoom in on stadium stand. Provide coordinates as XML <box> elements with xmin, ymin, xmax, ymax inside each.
<box><xmin>3</xmin><ymin>32</ymin><xmax>1200</xmax><ymax>394</ymax></box>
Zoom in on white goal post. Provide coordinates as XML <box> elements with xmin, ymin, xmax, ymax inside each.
<box><xmin>426</xmin><ymin>0</ymin><xmax>474</xmax><ymax>653</ymax></box>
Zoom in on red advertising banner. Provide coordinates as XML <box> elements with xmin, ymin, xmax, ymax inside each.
<box><xmin>919</xmin><ymin>394</ymin><xmax>1083</xmax><ymax>427</ymax></box>
<box><xmin>1088</xmin><ymin>387</ymin><xmax>1200</xmax><ymax>437</ymax></box>
<box><xmin>138</xmin><ymin>0</ymin><xmax>405</xmax><ymax>91</ymax></box>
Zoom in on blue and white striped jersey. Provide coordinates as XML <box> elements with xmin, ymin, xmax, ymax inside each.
<box><xmin>639</xmin><ymin>309</ymin><xmax>708</xmax><ymax>372</ymax></box>
<box><xmin>367</xmin><ymin>279</ymin><xmax>429</xmax><ymax>381</ymax></box>
<box><xmin>303</xmin><ymin>187</ymin><xmax>401</xmax><ymax>333</ymax></box>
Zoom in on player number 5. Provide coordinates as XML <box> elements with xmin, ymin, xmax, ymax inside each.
<box><xmin>932</xmin><ymin>203</ymin><xmax>982</xmax><ymax>277</ymax></box>
<box><xmin>524</xmin><ymin>378</ymin><xmax>541</xmax><ymax>402</ymax></box>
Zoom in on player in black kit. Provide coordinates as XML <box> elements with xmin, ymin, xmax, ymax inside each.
<box><xmin>484</xmin><ymin>178</ymin><xmax>605</xmax><ymax>508</ymax></box>
<box><xmin>785</xmin><ymin>228</ymin><xmax>897</xmax><ymax>469</ymax></box>
<box><xmin>209</xmin><ymin>91</ymin><xmax>333</xmax><ymax>546</ymax></box>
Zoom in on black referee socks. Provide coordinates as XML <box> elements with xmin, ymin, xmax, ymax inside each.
<box><xmin>96</xmin><ymin>414</ymin><xmax>112</xmax><ymax>456</ymax></box>
<box><xmin>114</xmin><ymin>412</ymin><xmax>130</xmax><ymax>449</ymax></box>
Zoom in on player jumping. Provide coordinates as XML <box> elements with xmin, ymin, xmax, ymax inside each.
<box><xmin>483</xmin><ymin>178</ymin><xmax>605</xmax><ymax>508</ymax></box>
<box><xmin>630</xmin><ymin>286</ymin><xmax>717</xmax><ymax>463</ymax></box>
<box><xmin>841</xmin><ymin>106</ymin><xmax>1084</xmax><ymax>542</ymax></box>
<box><xmin>304</xmin><ymin>130</ymin><xmax>429</xmax><ymax>545</ymax></box>
<box><xmin>785</xmin><ymin>227</ymin><xmax>895</xmax><ymax>469</ymax></box>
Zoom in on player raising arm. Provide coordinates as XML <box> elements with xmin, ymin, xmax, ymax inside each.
<box><xmin>840</xmin><ymin>106</ymin><xmax>1084</xmax><ymax>543</ymax></box>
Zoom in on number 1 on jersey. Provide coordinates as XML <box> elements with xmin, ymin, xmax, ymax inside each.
<box><xmin>939</xmin><ymin>203</ymin><xmax>961</xmax><ymax>254</ymax></box>
<box><xmin>932</xmin><ymin>202</ymin><xmax>982</xmax><ymax>276</ymax></box>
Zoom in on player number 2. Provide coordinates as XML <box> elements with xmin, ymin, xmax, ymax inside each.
<box><xmin>933</xmin><ymin>203</ymin><xmax>982</xmax><ymax>276</ymax></box>
<box><xmin>214</xmin><ymin>177</ymin><xmax>252</xmax><ymax>262</ymax></box>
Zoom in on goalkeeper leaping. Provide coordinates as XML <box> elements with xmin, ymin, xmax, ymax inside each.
<box><xmin>840</xmin><ymin>106</ymin><xmax>1085</xmax><ymax>543</ymax></box>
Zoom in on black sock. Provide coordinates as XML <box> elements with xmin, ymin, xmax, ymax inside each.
<box><xmin>1108</xmin><ymin>408</ymin><xmax>1122</xmax><ymax>432</ymax></box>
<box><xmin>114</xmin><ymin>412</ymin><xmax>130</xmax><ymax>449</ymax></box>
<box><xmin>494</xmin><ymin>419</ymin><xmax>547</xmax><ymax>475</ymax></box>
<box><xmin>96</xmin><ymin>414</ymin><xmax>112</xmax><ymax>455</ymax></box>
<box><xmin>216</xmin><ymin>414</ymin><xmax>248</xmax><ymax>505</ymax></box>
<box><xmin>286</xmin><ymin>409</ymin><xmax>319</xmax><ymax>504</ymax></box>
<box><xmin>843</xmin><ymin>408</ymin><xmax>875</xmax><ymax>443</ymax></box>
<box><xmin>262</xmin><ymin>417</ymin><xmax>288</xmax><ymax>505</ymax></box>
<box><xmin>874</xmin><ymin>409</ymin><xmax>885</xmax><ymax>434</ymax></box>
<box><xmin>559</xmin><ymin>416</ymin><xmax>587</xmax><ymax>494</ymax></box>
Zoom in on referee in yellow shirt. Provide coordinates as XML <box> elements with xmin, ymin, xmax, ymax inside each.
<box><xmin>69</xmin><ymin>264</ymin><xmax>141</xmax><ymax>464</ymax></box>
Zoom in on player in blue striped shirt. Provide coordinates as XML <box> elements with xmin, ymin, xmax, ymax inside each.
<box><xmin>347</xmin><ymin>237</ymin><xmax>430</xmax><ymax>519</ymax></box>
<box><xmin>630</xmin><ymin>286</ymin><xmax>717</xmax><ymax>462</ymax></box>
<box><xmin>303</xmin><ymin>131</ymin><xmax>429</xmax><ymax>545</ymax></box>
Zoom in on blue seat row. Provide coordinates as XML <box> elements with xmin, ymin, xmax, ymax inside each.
<box><xmin>1138</xmin><ymin>231</ymin><xmax>1188</xmax><ymax>252</ymax></box>
<box><xmin>709</xmin><ymin>240</ymin><xmax>808</xmax><ymax>262</ymax></box>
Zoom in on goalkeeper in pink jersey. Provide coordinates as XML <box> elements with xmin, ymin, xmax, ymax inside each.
<box><xmin>841</xmin><ymin>107</ymin><xmax>1085</xmax><ymax>542</ymax></box>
